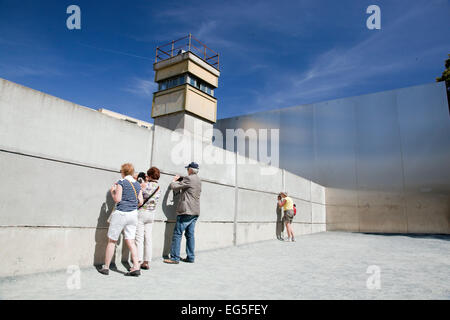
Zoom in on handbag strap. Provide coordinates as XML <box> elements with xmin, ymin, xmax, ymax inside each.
<box><xmin>139</xmin><ymin>184</ymin><xmax>160</xmax><ymax>209</ymax></box>
<box><xmin>125</xmin><ymin>179</ymin><xmax>138</xmax><ymax>201</ymax></box>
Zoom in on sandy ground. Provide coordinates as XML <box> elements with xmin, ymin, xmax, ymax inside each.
<box><xmin>0</xmin><ymin>231</ymin><xmax>449</xmax><ymax>300</ymax></box>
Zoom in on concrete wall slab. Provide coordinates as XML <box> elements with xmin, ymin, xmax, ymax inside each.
<box><xmin>290</xmin><ymin>198</ymin><xmax>312</xmax><ymax>223</ymax></box>
<box><xmin>237</xmin><ymin>189</ymin><xmax>278</xmax><ymax>222</ymax></box>
<box><xmin>0</xmin><ymin>78</ymin><xmax>152</xmax><ymax>171</ymax></box>
<box><xmin>311</xmin><ymin>181</ymin><xmax>326</xmax><ymax>204</ymax></box>
<box><xmin>311</xmin><ymin>224</ymin><xmax>326</xmax><ymax>233</ymax></box>
<box><xmin>358</xmin><ymin>205</ymin><xmax>408</xmax><ymax>233</ymax></box>
<box><xmin>326</xmin><ymin>206</ymin><xmax>359</xmax><ymax>232</ymax></box>
<box><xmin>0</xmin><ymin>150</ymin><xmax>118</xmax><ymax>228</ymax></box>
<box><xmin>325</xmin><ymin>188</ymin><xmax>358</xmax><ymax>207</ymax></box>
<box><xmin>284</xmin><ymin>170</ymin><xmax>311</xmax><ymax>201</ymax></box>
<box><xmin>292</xmin><ymin>223</ymin><xmax>312</xmax><ymax>236</ymax></box>
<box><xmin>312</xmin><ymin>203</ymin><xmax>326</xmax><ymax>224</ymax></box>
<box><xmin>237</xmin><ymin>154</ymin><xmax>282</xmax><ymax>193</ymax></box>
<box><xmin>152</xmin><ymin>125</ymin><xmax>236</xmax><ymax>186</ymax></box>
<box><xmin>235</xmin><ymin>222</ymin><xmax>277</xmax><ymax>245</ymax></box>
<box><xmin>405</xmin><ymin>193</ymin><xmax>449</xmax><ymax>234</ymax></box>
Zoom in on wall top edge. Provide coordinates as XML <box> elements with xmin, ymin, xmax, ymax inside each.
<box><xmin>0</xmin><ymin>78</ymin><xmax>153</xmax><ymax>132</ymax></box>
<box><xmin>216</xmin><ymin>81</ymin><xmax>444</xmax><ymax>121</ymax></box>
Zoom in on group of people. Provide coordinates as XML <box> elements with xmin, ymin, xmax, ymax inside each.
<box><xmin>97</xmin><ymin>160</ymin><xmax>296</xmax><ymax>276</ymax></box>
<box><xmin>98</xmin><ymin>161</ymin><xmax>202</xmax><ymax>277</ymax></box>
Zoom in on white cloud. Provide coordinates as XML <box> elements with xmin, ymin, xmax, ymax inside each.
<box><xmin>0</xmin><ymin>63</ymin><xmax>62</xmax><ymax>78</ymax></box>
<box><xmin>123</xmin><ymin>77</ymin><xmax>157</xmax><ymax>97</ymax></box>
<box><xmin>251</xmin><ymin>3</ymin><xmax>450</xmax><ymax>111</ymax></box>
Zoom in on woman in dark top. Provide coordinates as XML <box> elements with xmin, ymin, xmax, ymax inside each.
<box><xmin>99</xmin><ymin>163</ymin><xmax>143</xmax><ymax>276</ymax></box>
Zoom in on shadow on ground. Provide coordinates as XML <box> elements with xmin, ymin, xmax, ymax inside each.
<box><xmin>361</xmin><ymin>232</ymin><xmax>450</xmax><ymax>241</ymax></box>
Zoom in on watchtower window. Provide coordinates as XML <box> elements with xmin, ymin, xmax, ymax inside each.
<box><xmin>157</xmin><ymin>73</ymin><xmax>215</xmax><ymax>97</ymax></box>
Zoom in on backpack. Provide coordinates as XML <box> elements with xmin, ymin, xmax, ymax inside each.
<box><xmin>293</xmin><ymin>205</ymin><xmax>297</xmax><ymax>216</ymax></box>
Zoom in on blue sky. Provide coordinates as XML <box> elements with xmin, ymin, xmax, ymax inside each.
<box><xmin>0</xmin><ymin>0</ymin><xmax>449</xmax><ymax>122</ymax></box>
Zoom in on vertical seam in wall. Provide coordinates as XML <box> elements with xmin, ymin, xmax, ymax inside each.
<box><xmin>233</xmin><ymin>151</ymin><xmax>238</xmax><ymax>246</ymax></box>
<box><xmin>312</xmin><ymin>104</ymin><xmax>316</xmax><ymax>228</ymax></box>
<box><xmin>312</xmin><ymin>102</ymin><xmax>318</xmax><ymax>185</ymax></box>
<box><xmin>150</xmin><ymin>124</ymin><xmax>156</xmax><ymax>167</ymax></box>
<box><xmin>353</xmin><ymin>101</ymin><xmax>361</xmax><ymax>233</ymax></box>
<box><xmin>324</xmin><ymin>187</ymin><xmax>327</xmax><ymax>231</ymax></box>
<box><xmin>282</xmin><ymin>169</ymin><xmax>285</xmax><ymax>234</ymax></box>
<box><xmin>394</xmin><ymin>94</ymin><xmax>409</xmax><ymax>233</ymax></box>
<box><xmin>309</xmin><ymin>180</ymin><xmax>312</xmax><ymax>226</ymax></box>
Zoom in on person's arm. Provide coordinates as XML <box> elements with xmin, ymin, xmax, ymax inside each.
<box><xmin>170</xmin><ymin>175</ymin><xmax>191</xmax><ymax>192</ymax></box>
<box><xmin>138</xmin><ymin>190</ymin><xmax>144</xmax><ymax>206</ymax></box>
<box><xmin>277</xmin><ymin>199</ymin><xmax>286</xmax><ymax>208</ymax></box>
<box><xmin>110</xmin><ymin>183</ymin><xmax>123</xmax><ymax>204</ymax></box>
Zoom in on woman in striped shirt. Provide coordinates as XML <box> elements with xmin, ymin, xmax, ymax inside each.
<box><xmin>136</xmin><ymin>167</ymin><xmax>162</xmax><ymax>270</ymax></box>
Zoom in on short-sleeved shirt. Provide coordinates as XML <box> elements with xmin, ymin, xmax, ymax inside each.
<box><xmin>116</xmin><ymin>178</ymin><xmax>141</xmax><ymax>212</ymax></box>
<box><xmin>139</xmin><ymin>181</ymin><xmax>161</xmax><ymax>212</ymax></box>
<box><xmin>282</xmin><ymin>196</ymin><xmax>294</xmax><ymax>211</ymax></box>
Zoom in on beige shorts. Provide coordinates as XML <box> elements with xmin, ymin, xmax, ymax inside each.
<box><xmin>283</xmin><ymin>210</ymin><xmax>294</xmax><ymax>224</ymax></box>
<box><xmin>107</xmin><ymin>209</ymin><xmax>138</xmax><ymax>241</ymax></box>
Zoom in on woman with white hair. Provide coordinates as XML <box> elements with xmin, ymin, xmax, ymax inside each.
<box><xmin>277</xmin><ymin>192</ymin><xmax>295</xmax><ymax>242</ymax></box>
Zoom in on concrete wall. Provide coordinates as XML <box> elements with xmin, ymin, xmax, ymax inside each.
<box><xmin>215</xmin><ymin>82</ymin><xmax>450</xmax><ymax>234</ymax></box>
<box><xmin>0</xmin><ymin>78</ymin><xmax>325</xmax><ymax>277</ymax></box>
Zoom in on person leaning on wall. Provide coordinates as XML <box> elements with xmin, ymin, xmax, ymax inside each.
<box><xmin>163</xmin><ymin>162</ymin><xmax>202</xmax><ymax>264</ymax></box>
<box><xmin>277</xmin><ymin>192</ymin><xmax>296</xmax><ymax>242</ymax></box>
<box><xmin>135</xmin><ymin>167</ymin><xmax>161</xmax><ymax>270</ymax></box>
<box><xmin>98</xmin><ymin>163</ymin><xmax>144</xmax><ymax>276</ymax></box>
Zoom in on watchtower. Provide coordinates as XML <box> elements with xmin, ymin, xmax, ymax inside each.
<box><xmin>151</xmin><ymin>34</ymin><xmax>220</xmax><ymax>141</ymax></box>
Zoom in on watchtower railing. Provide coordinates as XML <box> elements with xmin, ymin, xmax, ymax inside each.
<box><xmin>155</xmin><ymin>34</ymin><xmax>220</xmax><ymax>70</ymax></box>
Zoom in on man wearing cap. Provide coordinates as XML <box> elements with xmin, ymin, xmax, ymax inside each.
<box><xmin>277</xmin><ymin>192</ymin><xmax>295</xmax><ymax>242</ymax></box>
<box><xmin>164</xmin><ymin>162</ymin><xmax>202</xmax><ymax>264</ymax></box>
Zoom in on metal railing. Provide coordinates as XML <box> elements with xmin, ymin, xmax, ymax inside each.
<box><xmin>155</xmin><ymin>33</ymin><xmax>220</xmax><ymax>70</ymax></box>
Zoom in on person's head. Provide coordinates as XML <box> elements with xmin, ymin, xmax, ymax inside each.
<box><xmin>185</xmin><ymin>162</ymin><xmax>199</xmax><ymax>175</ymax></box>
<box><xmin>279</xmin><ymin>192</ymin><xmax>287</xmax><ymax>198</ymax></box>
<box><xmin>120</xmin><ymin>163</ymin><xmax>135</xmax><ymax>178</ymax></box>
<box><xmin>147</xmin><ymin>167</ymin><xmax>160</xmax><ymax>181</ymax></box>
<box><xmin>137</xmin><ymin>172</ymin><xmax>146</xmax><ymax>183</ymax></box>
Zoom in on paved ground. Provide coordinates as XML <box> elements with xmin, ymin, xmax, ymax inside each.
<box><xmin>0</xmin><ymin>232</ymin><xmax>449</xmax><ymax>300</ymax></box>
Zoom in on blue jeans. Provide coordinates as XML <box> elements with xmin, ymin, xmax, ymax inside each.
<box><xmin>170</xmin><ymin>215</ymin><xmax>199</xmax><ymax>262</ymax></box>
